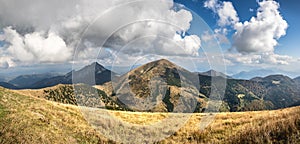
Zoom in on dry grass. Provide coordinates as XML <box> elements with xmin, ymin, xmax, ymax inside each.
<box><xmin>160</xmin><ymin>108</ymin><xmax>300</xmax><ymax>144</ymax></box>
<box><xmin>11</xmin><ymin>84</ymin><xmax>70</xmax><ymax>99</ymax></box>
<box><xmin>0</xmin><ymin>87</ymin><xmax>112</xmax><ymax>144</ymax></box>
<box><xmin>1</xmin><ymin>86</ymin><xmax>299</xmax><ymax>143</ymax></box>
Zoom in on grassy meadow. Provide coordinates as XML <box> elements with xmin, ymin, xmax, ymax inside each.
<box><xmin>0</xmin><ymin>86</ymin><xmax>299</xmax><ymax>143</ymax></box>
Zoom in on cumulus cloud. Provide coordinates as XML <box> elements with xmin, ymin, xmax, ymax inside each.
<box><xmin>217</xmin><ymin>2</ymin><xmax>239</xmax><ymax>26</ymax></box>
<box><xmin>200</xmin><ymin>29</ymin><xmax>229</xmax><ymax>45</ymax></box>
<box><xmin>0</xmin><ymin>60</ymin><xmax>8</xmax><ymax>69</ymax></box>
<box><xmin>204</xmin><ymin>0</ymin><xmax>218</xmax><ymax>12</ymax></box>
<box><xmin>203</xmin><ymin>0</ymin><xmax>236</xmax><ymax>44</ymax></box>
<box><xmin>0</xmin><ymin>0</ymin><xmax>201</xmax><ymax>67</ymax></box>
<box><xmin>205</xmin><ymin>0</ymin><xmax>292</xmax><ymax>66</ymax></box>
<box><xmin>0</xmin><ymin>56</ymin><xmax>15</xmax><ymax>69</ymax></box>
<box><xmin>214</xmin><ymin>28</ymin><xmax>230</xmax><ymax>44</ymax></box>
<box><xmin>86</xmin><ymin>1</ymin><xmax>200</xmax><ymax>57</ymax></box>
<box><xmin>162</xmin><ymin>34</ymin><xmax>201</xmax><ymax>56</ymax></box>
<box><xmin>204</xmin><ymin>0</ymin><xmax>239</xmax><ymax>27</ymax></box>
<box><xmin>0</xmin><ymin>33</ymin><xmax>4</xmax><ymax>41</ymax></box>
<box><xmin>225</xmin><ymin>53</ymin><xmax>293</xmax><ymax>65</ymax></box>
<box><xmin>3</xmin><ymin>27</ymin><xmax>72</xmax><ymax>63</ymax></box>
<box><xmin>233</xmin><ymin>0</ymin><xmax>288</xmax><ymax>54</ymax></box>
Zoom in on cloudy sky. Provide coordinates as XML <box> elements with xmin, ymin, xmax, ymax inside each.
<box><xmin>0</xmin><ymin>0</ymin><xmax>299</xmax><ymax>78</ymax></box>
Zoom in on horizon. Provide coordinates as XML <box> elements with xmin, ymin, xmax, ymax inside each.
<box><xmin>1</xmin><ymin>59</ymin><xmax>300</xmax><ymax>83</ymax></box>
<box><xmin>0</xmin><ymin>0</ymin><xmax>300</xmax><ymax>79</ymax></box>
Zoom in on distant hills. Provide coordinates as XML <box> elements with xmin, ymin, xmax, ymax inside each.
<box><xmin>8</xmin><ymin>73</ymin><xmax>60</xmax><ymax>88</ymax></box>
<box><xmin>4</xmin><ymin>62</ymin><xmax>116</xmax><ymax>89</ymax></box>
<box><xmin>232</xmin><ymin>69</ymin><xmax>299</xmax><ymax>80</ymax></box>
<box><xmin>0</xmin><ymin>82</ymin><xmax>18</xmax><ymax>89</ymax></box>
<box><xmin>232</xmin><ymin>69</ymin><xmax>276</xmax><ymax>79</ymax></box>
<box><xmin>1</xmin><ymin>59</ymin><xmax>300</xmax><ymax>112</ymax></box>
<box><xmin>294</xmin><ymin>76</ymin><xmax>300</xmax><ymax>84</ymax></box>
<box><xmin>0</xmin><ymin>76</ymin><xmax>6</xmax><ymax>82</ymax></box>
<box><xmin>199</xmin><ymin>69</ymin><xmax>231</xmax><ymax>79</ymax></box>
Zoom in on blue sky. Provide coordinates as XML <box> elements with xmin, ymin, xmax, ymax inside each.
<box><xmin>176</xmin><ymin>0</ymin><xmax>300</xmax><ymax>57</ymax></box>
<box><xmin>0</xmin><ymin>0</ymin><xmax>299</xmax><ymax>78</ymax></box>
<box><xmin>173</xmin><ymin>0</ymin><xmax>300</xmax><ymax>76</ymax></box>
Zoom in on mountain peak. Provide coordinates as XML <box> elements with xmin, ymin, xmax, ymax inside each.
<box><xmin>152</xmin><ymin>59</ymin><xmax>175</xmax><ymax>66</ymax></box>
<box><xmin>90</xmin><ymin>62</ymin><xmax>105</xmax><ymax>68</ymax></box>
<box><xmin>294</xmin><ymin>76</ymin><xmax>300</xmax><ymax>84</ymax></box>
<box><xmin>264</xmin><ymin>74</ymin><xmax>291</xmax><ymax>80</ymax></box>
<box><xmin>128</xmin><ymin>59</ymin><xmax>177</xmax><ymax>76</ymax></box>
<box><xmin>201</xmin><ymin>69</ymin><xmax>230</xmax><ymax>78</ymax></box>
<box><xmin>77</xmin><ymin>62</ymin><xmax>107</xmax><ymax>74</ymax></box>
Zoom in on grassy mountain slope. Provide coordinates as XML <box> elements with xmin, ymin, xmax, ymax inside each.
<box><xmin>14</xmin><ymin>59</ymin><xmax>300</xmax><ymax>113</ymax></box>
<box><xmin>1</xmin><ymin>86</ymin><xmax>299</xmax><ymax>143</ymax></box>
<box><xmin>113</xmin><ymin>59</ymin><xmax>204</xmax><ymax>112</ymax></box>
<box><xmin>0</xmin><ymin>86</ymin><xmax>112</xmax><ymax>143</ymax></box>
<box><xmin>1</xmin><ymin>59</ymin><xmax>300</xmax><ymax>113</ymax></box>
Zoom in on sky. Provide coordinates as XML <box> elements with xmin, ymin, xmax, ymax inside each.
<box><xmin>0</xmin><ymin>0</ymin><xmax>299</xmax><ymax>78</ymax></box>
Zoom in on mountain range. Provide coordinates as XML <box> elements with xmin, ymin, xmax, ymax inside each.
<box><xmin>231</xmin><ymin>69</ymin><xmax>300</xmax><ymax>80</ymax></box>
<box><xmin>199</xmin><ymin>69</ymin><xmax>231</xmax><ymax>79</ymax></box>
<box><xmin>0</xmin><ymin>62</ymin><xmax>116</xmax><ymax>89</ymax></box>
<box><xmin>8</xmin><ymin>73</ymin><xmax>60</xmax><ymax>88</ymax></box>
<box><xmin>2</xmin><ymin>59</ymin><xmax>299</xmax><ymax>113</ymax></box>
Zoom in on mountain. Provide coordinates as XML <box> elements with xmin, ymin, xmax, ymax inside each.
<box><xmin>8</xmin><ymin>73</ymin><xmax>60</xmax><ymax>88</ymax></box>
<box><xmin>294</xmin><ymin>76</ymin><xmax>300</xmax><ymax>84</ymax></box>
<box><xmin>0</xmin><ymin>82</ymin><xmax>18</xmax><ymax>89</ymax></box>
<box><xmin>196</xmin><ymin>72</ymin><xmax>300</xmax><ymax>111</ymax></box>
<box><xmin>239</xmin><ymin>75</ymin><xmax>300</xmax><ymax>109</ymax></box>
<box><xmin>29</xmin><ymin>62</ymin><xmax>117</xmax><ymax>89</ymax></box>
<box><xmin>4</xmin><ymin>59</ymin><xmax>300</xmax><ymax>112</ymax></box>
<box><xmin>232</xmin><ymin>69</ymin><xmax>300</xmax><ymax>80</ymax></box>
<box><xmin>200</xmin><ymin>70</ymin><xmax>231</xmax><ymax>79</ymax></box>
<box><xmin>112</xmin><ymin>59</ymin><xmax>204</xmax><ymax>112</ymax></box>
<box><xmin>232</xmin><ymin>69</ymin><xmax>277</xmax><ymax>80</ymax></box>
<box><xmin>0</xmin><ymin>76</ymin><xmax>6</xmax><ymax>82</ymax></box>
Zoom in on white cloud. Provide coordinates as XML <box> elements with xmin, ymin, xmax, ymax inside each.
<box><xmin>0</xmin><ymin>0</ymin><xmax>201</xmax><ymax>67</ymax></box>
<box><xmin>204</xmin><ymin>0</ymin><xmax>239</xmax><ymax>27</ymax></box>
<box><xmin>95</xmin><ymin>1</ymin><xmax>200</xmax><ymax>57</ymax></box>
<box><xmin>232</xmin><ymin>0</ymin><xmax>288</xmax><ymax>54</ymax></box>
<box><xmin>0</xmin><ymin>56</ymin><xmax>15</xmax><ymax>69</ymax></box>
<box><xmin>203</xmin><ymin>0</ymin><xmax>235</xmax><ymax>44</ymax></box>
<box><xmin>162</xmin><ymin>34</ymin><xmax>201</xmax><ymax>56</ymax></box>
<box><xmin>204</xmin><ymin>0</ymin><xmax>218</xmax><ymax>12</ymax></box>
<box><xmin>3</xmin><ymin>27</ymin><xmax>35</xmax><ymax>62</ymax></box>
<box><xmin>200</xmin><ymin>29</ymin><xmax>229</xmax><ymax>45</ymax></box>
<box><xmin>3</xmin><ymin>27</ymin><xmax>72</xmax><ymax>63</ymax></box>
<box><xmin>225</xmin><ymin>52</ymin><xmax>293</xmax><ymax>65</ymax></box>
<box><xmin>0</xmin><ymin>33</ymin><xmax>4</xmax><ymax>41</ymax></box>
<box><xmin>217</xmin><ymin>2</ymin><xmax>239</xmax><ymax>26</ymax></box>
<box><xmin>0</xmin><ymin>60</ymin><xmax>8</xmax><ymax>69</ymax></box>
<box><xmin>214</xmin><ymin>28</ymin><xmax>230</xmax><ymax>44</ymax></box>
<box><xmin>205</xmin><ymin>0</ymin><xmax>293</xmax><ymax>67</ymax></box>
<box><xmin>201</xmin><ymin>31</ymin><xmax>214</xmax><ymax>42</ymax></box>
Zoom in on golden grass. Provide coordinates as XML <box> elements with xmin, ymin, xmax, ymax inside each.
<box><xmin>1</xmin><ymin>86</ymin><xmax>299</xmax><ymax>143</ymax></box>
<box><xmin>0</xmin><ymin>87</ymin><xmax>112</xmax><ymax>144</ymax></box>
<box><xmin>160</xmin><ymin>108</ymin><xmax>300</xmax><ymax>144</ymax></box>
<box><xmin>12</xmin><ymin>84</ymin><xmax>71</xmax><ymax>99</ymax></box>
